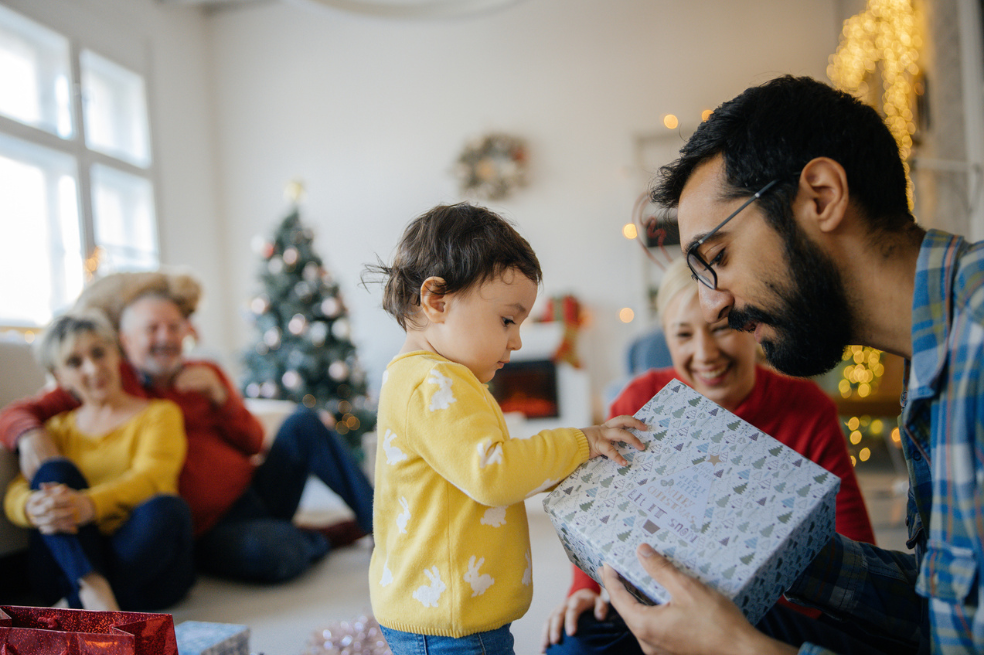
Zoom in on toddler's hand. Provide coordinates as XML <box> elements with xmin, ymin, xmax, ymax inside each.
<box><xmin>580</xmin><ymin>415</ymin><xmax>647</xmax><ymax>466</ymax></box>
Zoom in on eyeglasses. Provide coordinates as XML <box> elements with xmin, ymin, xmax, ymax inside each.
<box><xmin>686</xmin><ymin>178</ymin><xmax>781</xmax><ymax>290</ymax></box>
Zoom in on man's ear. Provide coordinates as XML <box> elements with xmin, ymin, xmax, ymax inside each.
<box><xmin>795</xmin><ymin>157</ymin><xmax>849</xmax><ymax>234</ymax></box>
<box><xmin>419</xmin><ymin>276</ymin><xmax>449</xmax><ymax>324</ymax></box>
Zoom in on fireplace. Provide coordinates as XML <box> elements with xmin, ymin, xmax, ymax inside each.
<box><xmin>488</xmin><ymin>359</ymin><xmax>559</xmax><ymax>420</ymax></box>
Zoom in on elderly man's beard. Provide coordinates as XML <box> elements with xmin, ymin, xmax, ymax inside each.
<box><xmin>727</xmin><ymin>223</ymin><xmax>854</xmax><ymax>378</ymax></box>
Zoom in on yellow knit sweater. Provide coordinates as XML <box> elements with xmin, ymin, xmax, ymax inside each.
<box><xmin>369</xmin><ymin>351</ymin><xmax>589</xmax><ymax>638</ymax></box>
<box><xmin>4</xmin><ymin>399</ymin><xmax>186</xmax><ymax>535</ymax></box>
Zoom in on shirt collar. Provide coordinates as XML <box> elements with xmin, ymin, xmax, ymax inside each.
<box><xmin>907</xmin><ymin>229</ymin><xmax>965</xmax><ymax>402</ymax></box>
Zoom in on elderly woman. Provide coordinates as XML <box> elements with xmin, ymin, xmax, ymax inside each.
<box><xmin>541</xmin><ymin>258</ymin><xmax>875</xmax><ymax>655</ymax></box>
<box><xmin>4</xmin><ymin>312</ymin><xmax>194</xmax><ymax>611</ymax></box>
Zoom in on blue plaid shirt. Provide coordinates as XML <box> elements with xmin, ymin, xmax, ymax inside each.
<box><xmin>789</xmin><ymin>230</ymin><xmax>984</xmax><ymax>654</ymax></box>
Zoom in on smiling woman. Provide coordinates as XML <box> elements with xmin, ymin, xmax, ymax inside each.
<box><xmin>3</xmin><ymin>310</ymin><xmax>195</xmax><ymax>612</ymax></box>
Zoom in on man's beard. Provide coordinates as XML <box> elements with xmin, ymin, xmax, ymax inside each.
<box><xmin>141</xmin><ymin>345</ymin><xmax>184</xmax><ymax>379</ymax></box>
<box><xmin>728</xmin><ymin>223</ymin><xmax>853</xmax><ymax>378</ymax></box>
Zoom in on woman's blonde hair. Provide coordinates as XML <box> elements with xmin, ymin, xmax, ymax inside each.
<box><xmin>35</xmin><ymin>310</ymin><xmax>119</xmax><ymax>374</ymax></box>
<box><xmin>656</xmin><ymin>258</ymin><xmax>698</xmax><ymax>324</ymax></box>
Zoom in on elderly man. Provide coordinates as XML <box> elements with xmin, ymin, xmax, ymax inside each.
<box><xmin>1</xmin><ymin>273</ymin><xmax>373</xmax><ymax>583</ymax></box>
<box><xmin>600</xmin><ymin>75</ymin><xmax>984</xmax><ymax>655</ymax></box>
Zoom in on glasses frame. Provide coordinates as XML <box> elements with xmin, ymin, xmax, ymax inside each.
<box><xmin>686</xmin><ymin>178</ymin><xmax>781</xmax><ymax>290</ymax></box>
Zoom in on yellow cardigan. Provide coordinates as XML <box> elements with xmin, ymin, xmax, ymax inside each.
<box><xmin>4</xmin><ymin>399</ymin><xmax>186</xmax><ymax>535</ymax></box>
<box><xmin>369</xmin><ymin>351</ymin><xmax>589</xmax><ymax>638</ymax></box>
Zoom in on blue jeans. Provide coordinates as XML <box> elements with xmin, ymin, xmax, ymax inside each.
<box><xmin>29</xmin><ymin>459</ymin><xmax>196</xmax><ymax>610</ymax></box>
<box><xmin>544</xmin><ymin>603</ymin><xmax>917</xmax><ymax>655</ymax></box>
<box><xmin>195</xmin><ymin>408</ymin><xmax>374</xmax><ymax>582</ymax></box>
<box><xmin>380</xmin><ymin>624</ymin><xmax>514</xmax><ymax>655</ymax></box>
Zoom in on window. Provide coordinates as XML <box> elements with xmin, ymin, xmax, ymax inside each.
<box><xmin>0</xmin><ymin>4</ymin><xmax>158</xmax><ymax>329</ymax></box>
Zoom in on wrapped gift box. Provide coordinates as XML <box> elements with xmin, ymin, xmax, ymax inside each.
<box><xmin>543</xmin><ymin>380</ymin><xmax>839</xmax><ymax>624</ymax></box>
<box><xmin>175</xmin><ymin>621</ymin><xmax>249</xmax><ymax>655</ymax></box>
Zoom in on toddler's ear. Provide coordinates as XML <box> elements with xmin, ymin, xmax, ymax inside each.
<box><xmin>419</xmin><ymin>276</ymin><xmax>449</xmax><ymax>323</ymax></box>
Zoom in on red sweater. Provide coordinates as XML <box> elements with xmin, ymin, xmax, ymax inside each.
<box><xmin>569</xmin><ymin>365</ymin><xmax>875</xmax><ymax>600</ymax></box>
<box><xmin>0</xmin><ymin>360</ymin><xmax>264</xmax><ymax>536</ymax></box>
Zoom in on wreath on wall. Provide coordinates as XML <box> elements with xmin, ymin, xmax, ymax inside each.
<box><xmin>454</xmin><ymin>133</ymin><xmax>528</xmax><ymax>200</ymax></box>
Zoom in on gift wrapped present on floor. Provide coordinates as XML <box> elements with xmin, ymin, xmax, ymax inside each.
<box><xmin>0</xmin><ymin>605</ymin><xmax>177</xmax><ymax>654</ymax></box>
<box><xmin>543</xmin><ymin>380</ymin><xmax>840</xmax><ymax>625</ymax></box>
<box><xmin>175</xmin><ymin>621</ymin><xmax>250</xmax><ymax>655</ymax></box>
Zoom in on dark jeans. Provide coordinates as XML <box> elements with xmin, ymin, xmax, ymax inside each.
<box><xmin>29</xmin><ymin>459</ymin><xmax>196</xmax><ymax>610</ymax></box>
<box><xmin>195</xmin><ymin>408</ymin><xmax>374</xmax><ymax>583</ymax></box>
<box><xmin>544</xmin><ymin>602</ymin><xmax>917</xmax><ymax>655</ymax></box>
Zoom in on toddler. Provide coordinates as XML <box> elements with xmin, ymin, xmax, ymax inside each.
<box><xmin>364</xmin><ymin>203</ymin><xmax>645</xmax><ymax>655</ymax></box>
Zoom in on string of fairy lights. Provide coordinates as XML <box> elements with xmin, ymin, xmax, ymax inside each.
<box><xmin>829</xmin><ymin>0</ymin><xmax>920</xmax><ymax>467</ymax></box>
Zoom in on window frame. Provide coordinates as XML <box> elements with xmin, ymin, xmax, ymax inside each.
<box><xmin>0</xmin><ymin>0</ymin><xmax>162</xmax><ymax>332</ymax></box>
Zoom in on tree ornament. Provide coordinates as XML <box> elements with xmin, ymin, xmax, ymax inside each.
<box><xmin>250</xmin><ymin>295</ymin><xmax>271</xmax><ymax>315</ymax></box>
<box><xmin>303</xmin><ymin>262</ymin><xmax>321</xmax><ymax>281</ymax></box>
<box><xmin>288</xmin><ymin>313</ymin><xmax>308</xmax><ymax>336</ymax></box>
<box><xmin>263</xmin><ymin>327</ymin><xmax>282</xmax><ymax>349</ymax></box>
<box><xmin>328</xmin><ymin>361</ymin><xmax>350</xmax><ymax>382</ymax></box>
<box><xmin>331</xmin><ymin>318</ymin><xmax>351</xmax><ymax>340</ymax></box>
<box><xmin>309</xmin><ymin>321</ymin><xmax>329</xmax><ymax>346</ymax></box>
<box><xmin>282</xmin><ymin>369</ymin><xmax>302</xmax><ymax>390</ymax></box>
<box><xmin>321</xmin><ymin>297</ymin><xmax>341</xmax><ymax>318</ymax></box>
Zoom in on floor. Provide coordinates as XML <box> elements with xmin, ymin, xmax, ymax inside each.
<box><xmin>166</xmin><ymin>461</ymin><xmax>910</xmax><ymax>655</ymax></box>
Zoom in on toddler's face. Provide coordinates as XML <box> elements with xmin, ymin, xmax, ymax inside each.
<box><xmin>434</xmin><ymin>268</ymin><xmax>537</xmax><ymax>383</ymax></box>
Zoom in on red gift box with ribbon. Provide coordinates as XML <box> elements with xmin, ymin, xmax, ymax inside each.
<box><xmin>0</xmin><ymin>605</ymin><xmax>177</xmax><ymax>654</ymax></box>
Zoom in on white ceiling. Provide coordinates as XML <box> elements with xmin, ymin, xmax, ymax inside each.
<box><xmin>158</xmin><ymin>0</ymin><xmax>527</xmax><ymax>18</ymax></box>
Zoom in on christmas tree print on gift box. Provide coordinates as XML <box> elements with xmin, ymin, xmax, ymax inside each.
<box><xmin>542</xmin><ymin>380</ymin><xmax>840</xmax><ymax>625</ymax></box>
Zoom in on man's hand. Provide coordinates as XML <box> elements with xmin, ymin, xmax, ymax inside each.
<box><xmin>173</xmin><ymin>364</ymin><xmax>228</xmax><ymax>406</ymax></box>
<box><xmin>17</xmin><ymin>429</ymin><xmax>61</xmax><ymax>480</ymax></box>
<box><xmin>541</xmin><ymin>588</ymin><xmax>609</xmax><ymax>652</ymax></box>
<box><xmin>25</xmin><ymin>483</ymin><xmax>95</xmax><ymax>534</ymax></box>
<box><xmin>581</xmin><ymin>415</ymin><xmax>647</xmax><ymax>466</ymax></box>
<box><xmin>601</xmin><ymin>544</ymin><xmax>797</xmax><ymax>655</ymax></box>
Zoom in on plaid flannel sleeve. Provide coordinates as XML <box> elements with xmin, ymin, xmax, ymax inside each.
<box><xmin>786</xmin><ymin>534</ymin><xmax>923</xmax><ymax>649</ymax></box>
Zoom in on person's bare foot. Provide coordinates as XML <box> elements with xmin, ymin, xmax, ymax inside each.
<box><xmin>78</xmin><ymin>573</ymin><xmax>120</xmax><ymax>611</ymax></box>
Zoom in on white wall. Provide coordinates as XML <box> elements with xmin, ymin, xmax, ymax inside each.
<box><xmin>205</xmin><ymin>0</ymin><xmax>839</xmax><ymax>415</ymax></box>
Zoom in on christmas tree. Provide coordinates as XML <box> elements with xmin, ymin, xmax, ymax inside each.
<box><xmin>241</xmin><ymin>201</ymin><xmax>375</xmax><ymax>460</ymax></box>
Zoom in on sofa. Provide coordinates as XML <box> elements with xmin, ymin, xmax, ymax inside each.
<box><xmin>0</xmin><ymin>338</ymin><xmax>47</xmax><ymax>557</ymax></box>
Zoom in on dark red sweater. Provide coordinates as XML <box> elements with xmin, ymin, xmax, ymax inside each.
<box><xmin>569</xmin><ymin>365</ymin><xmax>876</xmax><ymax>601</ymax></box>
<box><xmin>0</xmin><ymin>360</ymin><xmax>264</xmax><ymax>536</ymax></box>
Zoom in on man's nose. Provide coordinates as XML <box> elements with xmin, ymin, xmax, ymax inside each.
<box><xmin>698</xmin><ymin>284</ymin><xmax>733</xmax><ymax>324</ymax></box>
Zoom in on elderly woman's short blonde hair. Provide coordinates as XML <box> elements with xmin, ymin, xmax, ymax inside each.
<box><xmin>34</xmin><ymin>310</ymin><xmax>119</xmax><ymax>374</ymax></box>
<box><xmin>656</xmin><ymin>257</ymin><xmax>698</xmax><ymax>324</ymax></box>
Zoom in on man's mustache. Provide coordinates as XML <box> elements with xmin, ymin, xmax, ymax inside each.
<box><xmin>149</xmin><ymin>345</ymin><xmax>182</xmax><ymax>356</ymax></box>
<box><xmin>728</xmin><ymin>305</ymin><xmax>779</xmax><ymax>333</ymax></box>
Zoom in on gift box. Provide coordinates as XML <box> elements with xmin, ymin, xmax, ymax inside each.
<box><xmin>175</xmin><ymin>621</ymin><xmax>250</xmax><ymax>655</ymax></box>
<box><xmin>0</xmin><ymin>605</ymin><xmax>177</xmax><ymax>654</ymax></box>
<box><xmin>543</xmin><ymin>380</ymin><xmax>840</xmax><ymax>624</ymax></box>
